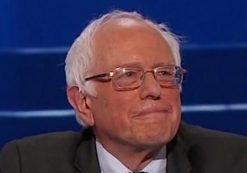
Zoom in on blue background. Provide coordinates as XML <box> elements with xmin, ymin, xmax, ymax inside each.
<box><xmin>1</xmin><ymin>0</ymin><xmax>247</xmax><ymax>48</ymax></box>
<box><xmin>0</xmin><ymin>0</ymin><xmax>247</xmax><ymax>149</ymax></box>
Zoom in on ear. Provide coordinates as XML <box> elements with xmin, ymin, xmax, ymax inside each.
<box><xmin>67</xmin><ymin>86</ymin><xmax>95</xmax><ymax>127</ymax></box>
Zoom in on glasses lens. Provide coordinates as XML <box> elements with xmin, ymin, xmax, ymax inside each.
<box><xmin>155</xmin><ymin>66</ymin><xmax>183</xmax><ymax>87</ymax></box>
<box><xmin>112</xmin><ymin>68</ymin><xmax>142</xmax><ymax>90</ymax></box>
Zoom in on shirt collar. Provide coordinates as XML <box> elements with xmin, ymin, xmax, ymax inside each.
<box><xmin>96</xmin><ymin>140</ymin><xmax>167</xmax><ymax>173</ymax></box>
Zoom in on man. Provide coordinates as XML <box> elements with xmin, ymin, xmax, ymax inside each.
<box><xmin>1</xmin><ymin>10</ymin><xmax>247</xmax><ymax>173</ymax></box>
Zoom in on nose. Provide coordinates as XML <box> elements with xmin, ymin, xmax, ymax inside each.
<box><xmin>139</xmin><ymin>72</ymin><xmax>161</xmax><ymax>100</ymax></box>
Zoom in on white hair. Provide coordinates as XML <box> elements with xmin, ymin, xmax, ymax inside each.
<box><xmin>65</xmin><ymin>10</ymin><xmax>181</xmax><ymax>126</ymax></box>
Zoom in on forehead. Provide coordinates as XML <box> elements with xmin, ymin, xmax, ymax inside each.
<box><xmin>92</xmin><ymin>18</ymin><xmax>174</xmax><ymax>71</ymax></box>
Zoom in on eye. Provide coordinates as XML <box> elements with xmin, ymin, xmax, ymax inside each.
<box><xmin>114</xmin><ymin>68</ymin><xmax>140</xmax><ymax>80</ymax></box>
<box><xmin>124</xmin><ymin>71</ymin><xmax>138</xmax><ymax>77</ymax></box>
<box><xmin>113</xmin><ymin>68</ymin><xmax>141</xmax><ymax>88</ymax></box>
<box><xmin>158</xmin><ymin>70</ymin><xmax>173</xmax><ymax>76</ymax></box>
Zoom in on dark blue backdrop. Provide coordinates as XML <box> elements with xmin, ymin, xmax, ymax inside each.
<box><xmin>1</xmin><ymin>0</ymin><xmax>247</xmax><ymax>48</ymax></box>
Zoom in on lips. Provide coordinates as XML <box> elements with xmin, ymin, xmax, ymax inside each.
<box><xmin>130</xmin><ymin>104</ymin><xmax>171</xmax><ymax>117</ymax></box>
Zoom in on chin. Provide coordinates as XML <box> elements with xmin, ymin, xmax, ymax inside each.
<box><xmin>134</xmin><ymin>129</ymin><xmax>175</xmax><ymax>148</ymax></box>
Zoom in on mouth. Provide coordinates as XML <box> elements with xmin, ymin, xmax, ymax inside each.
<box><xmin>131</xmin><ymin>105</ymin><xmax>171</xmax><ymax>118</ymax></box>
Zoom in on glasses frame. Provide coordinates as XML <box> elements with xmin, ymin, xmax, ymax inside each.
<box><xmin>84</xmin><ymin>65</ymin><xmax>186</xmax><ymax>91</ymax></box>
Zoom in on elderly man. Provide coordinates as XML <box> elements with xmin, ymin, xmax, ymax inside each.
<box><xmin>1</xmin><ymin>10</ymin><xmax>247</xmax><ymax>173</ymax></box>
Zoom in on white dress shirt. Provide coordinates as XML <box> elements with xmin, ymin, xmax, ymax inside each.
<box><xmin>96</xmin><ymin>140</ymin><xmax>167</xmax><ymax>173</ymax></box>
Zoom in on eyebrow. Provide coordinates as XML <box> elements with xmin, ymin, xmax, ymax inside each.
<box><xmin>115</xmin><ymin>62</ymin><xmax>142</xmax><ymax>68</ymax></box>
<box><xmin>116</xmin><ymin>61</ymin><xmax>175</xmax><ymax>69</ymax></box>
<box><xmin>152</xmin><ymin>62</ymin><xmax>175</xmax><ymax>67</ymax></box>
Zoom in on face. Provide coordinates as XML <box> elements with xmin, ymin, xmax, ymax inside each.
<box><xmin>83</xmin><ymin>19</ymin><xmax>181</xmax><ymax>152</ymax></box>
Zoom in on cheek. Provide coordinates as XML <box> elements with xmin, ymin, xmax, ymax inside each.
<box><xmin>168</xmin><ymin>90</ymin><xmax>181</xmax><ymax>131</ymax></box>
<box><xmin>164</xmin><ymin>88</ymin><xmax>180</xmax><ymax>106</ymax></box>
<box><xmin>107</xmin><ymin>93</ymin><xmax>133</xmax><ymax>124</ymax></box>
<box><xmin>91</xmin><ymin>88</ymin><xmax>134</xmax><ymax>128</ymax></box>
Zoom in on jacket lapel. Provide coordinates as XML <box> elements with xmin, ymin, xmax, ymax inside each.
<box><xmin>167</xmin><ymin>129</ymin><xmax>192</xmax><ymax>173</ymax></box>
<box><xmin>74</xmin><ymin>129</ymin><xmax>101</xmax><ymax>173</ymax></box>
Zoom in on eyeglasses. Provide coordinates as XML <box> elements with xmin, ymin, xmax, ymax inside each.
<box><xmin>84</xmin><ymin>65</ymin><xmax>186</xmax><ymax>91</ymax></box>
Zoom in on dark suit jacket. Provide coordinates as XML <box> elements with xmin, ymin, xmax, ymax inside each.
<box><xmin>1</xmin><ymin>122</ymin><xmax>247</xmax><ymax>173</ymax></box>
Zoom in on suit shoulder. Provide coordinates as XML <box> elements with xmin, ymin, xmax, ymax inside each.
<box><xmin>0</xmin><ymin>131</ymin><xmax>85</xmax><ymax>173</ymax></box>
<box><xmin>179</xmin><ymin>122</ymin><xmax>247</xmax><ymax>148</ymax></box>
<box><xmin>177</xmin><ymin>122</ymin><xmax>247</xmax><ymax>172</ymax></box>
<box><xmin>23</xmin><ymin>131</ymin><xmax>81</xmax><ymax>142</ymax></box>
<box><xmin>2</xmin><ymin>131</ymin><xmax>82</xmax><ymax>158</ymax></box>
